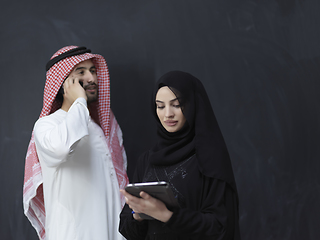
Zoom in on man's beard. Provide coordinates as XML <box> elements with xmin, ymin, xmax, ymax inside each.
<box><xmin>86</xmin><ymin>93</ymin><xmax>98</xmax><ymax>103</ymax></box>
<box><xmin>85</xmin><ymin>83</ymin><xmax>98</xmax><ymax>103</ymax></box>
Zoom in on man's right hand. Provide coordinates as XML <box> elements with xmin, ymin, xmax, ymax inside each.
<box><xmin>63</xmin><ymin>77</ymin><xmax>87</xmax><ymax>105</ymax></box>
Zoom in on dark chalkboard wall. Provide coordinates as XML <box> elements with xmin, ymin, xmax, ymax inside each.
<box><xmin>1</xmin><ymin>0</ymin><xmax>319</xmax><ymax>239</ymax></box>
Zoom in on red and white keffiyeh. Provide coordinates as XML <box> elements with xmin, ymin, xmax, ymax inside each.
<box><xmin>23</xmin><ymin>46</ymin><xmax>129</xmax><ymax>240</ymax></box>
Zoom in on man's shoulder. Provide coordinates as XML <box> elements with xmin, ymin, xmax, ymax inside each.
<box><xmin>35</xmin><ymin>109</ymin><xmax>66</xmax><ymax>127</ymax></box>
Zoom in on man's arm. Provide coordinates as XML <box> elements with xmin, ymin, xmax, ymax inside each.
<box><xmin>34</xmin><ymin>97</ymin><xmax>90</xmax><ymax>167</ymax></box>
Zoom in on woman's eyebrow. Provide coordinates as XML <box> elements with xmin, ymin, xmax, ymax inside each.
<box><xmin>156</xmin><ymin>98</ymin><xmax>179</xmax><ymax>103</ymax></box>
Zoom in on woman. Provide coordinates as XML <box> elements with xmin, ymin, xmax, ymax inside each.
<box><xmin>119</xmin><ymin>71</ymin><xmax>241</xmax><ymax>240</ymax></box>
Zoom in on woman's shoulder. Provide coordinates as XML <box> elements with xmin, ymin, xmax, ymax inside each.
<box><xmin>137</xmin><ymin>150</ymin><xmax>151</xmax><ymax>165</ymax></box>
<box><xmin>131</xmin><ymin>150</ymin><xmax>152</xmax><ymax>182</ymax></box>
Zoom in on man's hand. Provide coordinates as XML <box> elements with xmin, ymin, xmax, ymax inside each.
<box><xmin>63</xmin><ymin>77</ymin><xmax>87</xmax><ymax>105</ymax></box>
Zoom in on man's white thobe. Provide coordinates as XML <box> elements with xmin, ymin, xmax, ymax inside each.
<box><xmin>34</xmin><ymin>98</ymin><xmax>124</xmax><ymax>240</ymax></box>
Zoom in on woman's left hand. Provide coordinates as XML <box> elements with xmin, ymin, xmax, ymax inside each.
<box><xmin>120</xmin><ymin>189</ymin><xmax>173</xmax><ymax>222</ymax></box>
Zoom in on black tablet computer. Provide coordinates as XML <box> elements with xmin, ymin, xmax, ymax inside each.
<box><xmin>125</xmin><ymin>181</ymin><xmax>180</xmax><ymax>220</ymax></box>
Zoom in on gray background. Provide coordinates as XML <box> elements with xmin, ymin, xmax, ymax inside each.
<box><xmin>1</xmin><ymin>0</ymin><xmax>319</xmax><ymax>239</ymax></box>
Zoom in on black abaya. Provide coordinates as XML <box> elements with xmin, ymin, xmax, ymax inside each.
<box><xmin>119</xmin><ymin>71</ymin><xmax>241</xmax><ymax>240</ymax></box>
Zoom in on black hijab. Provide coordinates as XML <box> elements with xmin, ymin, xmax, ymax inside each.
<box><xmin>149</xmin><ymin>71</ymin><xmax>237</xmax><ymax>192</ymax></box>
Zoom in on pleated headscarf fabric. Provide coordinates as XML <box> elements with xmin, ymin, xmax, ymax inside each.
<box><xmin>149</xmin><ymin>71</ymin><xmax>237</xmax><ymax>192</ymax></box>
<box><xmin>23</xmin><ymin>46</ymin><xmax>129</xmax><ymax>240</ymax></box>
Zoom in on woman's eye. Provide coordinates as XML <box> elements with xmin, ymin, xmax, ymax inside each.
<box><xmin>157</xmin><ymin>105</ymin><xmax>165</xmax><ymax>109</ymax></box>
<box><xmin>173</xmin><ymin>104</ymin><xmax>181</xmax><ymax>108</ymax></box>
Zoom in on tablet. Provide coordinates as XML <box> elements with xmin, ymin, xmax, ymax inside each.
<box><xmin>125</xmin><ymin>181</ymin><xmax>180</xmax><ymax>220</ymax></box>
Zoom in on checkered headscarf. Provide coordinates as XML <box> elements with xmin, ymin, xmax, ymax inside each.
<box><xmin>23</xmin><ymin>46</ymin><xmax>129</xmax><ymax>240</ymax></box>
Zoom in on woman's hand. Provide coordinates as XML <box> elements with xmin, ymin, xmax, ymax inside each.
<box><xmin>120</xmin><ymin>189</ymin><xmax>173</xmax><ymax>223</ymax></box>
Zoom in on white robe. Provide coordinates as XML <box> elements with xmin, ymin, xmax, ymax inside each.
<box><xmin>34</xmin><ymin>98</ymin><xmax>125</xmax><ymax>240</ymax></box>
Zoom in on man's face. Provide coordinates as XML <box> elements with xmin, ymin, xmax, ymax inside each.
<box><xmin>68</xmin><ymin>59</ymin><xmax>98</xmax><ymax>103</ymax></box>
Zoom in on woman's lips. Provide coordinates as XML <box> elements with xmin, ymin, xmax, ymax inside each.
<box><xmin>164</xmin><ymin>120</ymin><xmax>178</xmax><ymax>126</ymax></box>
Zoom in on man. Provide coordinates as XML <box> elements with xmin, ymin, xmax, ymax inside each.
<box><xmin>23</xmin><ymin>46</ymin><xmax>128</xmax><ymax>240</ymax></box>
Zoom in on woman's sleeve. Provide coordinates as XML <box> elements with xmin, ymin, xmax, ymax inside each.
<box><xmin>165</xmin><ymin>178</ymin><xmax>238</xmax><ymax>239</ymax></box>
<box><xmin>119</xmin><ymin>152</ymin><xmax>149</xmax><ymax>240</ymax></box>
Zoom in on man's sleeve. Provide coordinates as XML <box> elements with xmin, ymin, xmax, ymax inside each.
<box><xmin>34</xmin><ymin>98</ymin><xmax>90</xmax><ymax>167</ymax></box>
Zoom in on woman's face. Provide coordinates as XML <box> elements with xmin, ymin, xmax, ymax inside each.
<box><xmin>155</xmin><ymin>86</ymin><xmax>186</xmax><ymax>132</ymax></box>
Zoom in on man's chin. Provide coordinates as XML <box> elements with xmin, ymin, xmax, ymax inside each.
<box><xmin>87</xmin><ymin>95</ymin><xmax>98</xmax><ymax>104</ymax></box>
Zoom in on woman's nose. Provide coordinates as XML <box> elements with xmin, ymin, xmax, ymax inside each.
<box><xmin>165</xmin><ymin>107</ymin><xmax>174</xmax><ymax>118</ymax></box>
